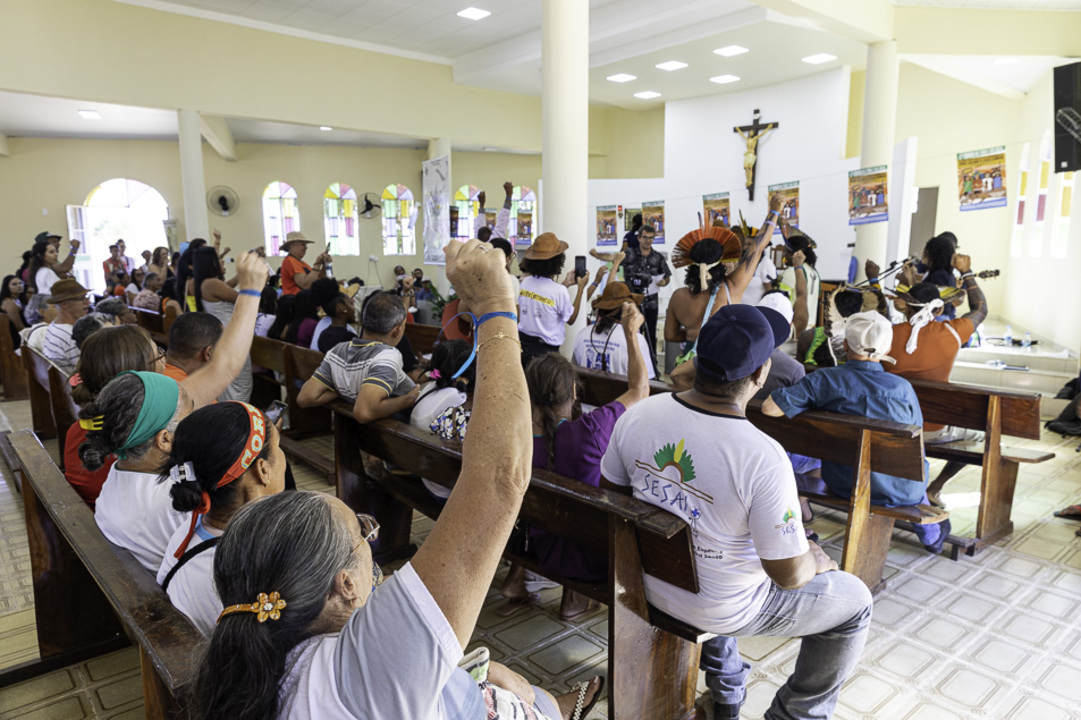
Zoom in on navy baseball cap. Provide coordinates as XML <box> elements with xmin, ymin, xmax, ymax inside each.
<box><xmin>694</xmin><ymin>304</ymin><xmax>790</xmax><ymax>383</ymax></box>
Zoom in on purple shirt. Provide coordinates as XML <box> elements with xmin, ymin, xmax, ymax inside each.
<box><xmin>529</xmin><ymin>401</ymin><xmax>625</xmax><ymax>581</ymax></box>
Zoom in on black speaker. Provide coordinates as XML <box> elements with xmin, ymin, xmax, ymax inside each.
<box><xmin>1054</xmin><ymin>61</ymin><xmax>1081</xmax><ymax>173</ymax></box>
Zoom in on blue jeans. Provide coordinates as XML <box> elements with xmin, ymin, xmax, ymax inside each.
<box><xmin>700</xmin><ymin>571</ymin><xmax>873</xmax><ymax>720</ymax></box>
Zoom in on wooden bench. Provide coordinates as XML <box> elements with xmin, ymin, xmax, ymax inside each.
<box><xmin>403</xmin><ymin>322</ymin><xmax>440</xmax><ymax>358</ymax></box>
<box><xmin>575</xmin><ymin>367</ymin><xmax>941</xmax><ymax>591</ymax></box>
<box><xmin>22</xmin><ymin>346</ymin><xmax>58</xmax><ymax>439</ymax></box>
<box><xmin>907</xmin><ymin>378</ymin><xmax>1052</xmax><ymax>557</ymax></box>
<box><xmin>0</xmin><ymin>430</ymin><xmax>200</xmax><ymax>714</ymax></box>
<box><xmin>48</xmin><ymin>364</ymin><xmax>79</xmax><ymax>471</ymax></box>
<box><xmin>0</xmin><ymin>315</ymin><xmax>29</xmax><ymax>400</ymax></box>
<box><xmin>129</xmin><ymin>306</ymin><xmax>169</xmax><ymax>346</ymax></box>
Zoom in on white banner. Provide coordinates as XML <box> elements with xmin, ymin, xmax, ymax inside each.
<box><xmin>422</xmin><ymin>156</ymin><xmax>451</xmax><ymax>265</ymax></box>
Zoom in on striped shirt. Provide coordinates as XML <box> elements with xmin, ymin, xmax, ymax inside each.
<box><xmin>43</xmin><ymin>321</ymin><xmax>78</xmax><ymax>367</ymax></box>
<box><xmin>313</xmin><ymin>338</ymin><xmax>414</xmax><ymax>402</ymax></box>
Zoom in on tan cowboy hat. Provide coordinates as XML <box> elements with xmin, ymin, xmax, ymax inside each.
<box><xmin>47</xmin><ymin>279</ymin><xmax>89</xmax><ymax>303</ymax></box>
<box><xmin>592</xmin><ymin>281</ymin><xmax>643</xmax><ymax>311</ymax></box>
<box><xmin>281</xmin><ymin>231</ymin><xmax>314</xmax><ymax>252</ymax></box>
<box><xmin>523</xmin><ymin>232</ymin><xmax>568</xmax><ymax>261</ymax></box>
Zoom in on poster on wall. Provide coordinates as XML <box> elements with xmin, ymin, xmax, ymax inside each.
<box><xmin>702</xmin><ymin>193</ymin><xmax>731</xmax><ymax>228</ymax></box>
<box><xmin>848</xmin><ymin>166</ymin><xmax>888</xmax><ymax>225</ymax></box>
<box><xmin>958</xmin><ymin>146</ymin><xmax>1007</xmax><ymax>211</ymax></box>
<box><xmin>767</xmin><ymin>182</ymin><xmax>799</xmax><ymax>234</ymax></box>
<box><xmin>421</xmin><ymin>155</ymin><xmax>450</xmax><ymax>265</ymax></box>
<box><xmin>642</xmin><ymin>200</ymin><xmax>666</xmax><ymax>244</ymax></box>
<box><xmin>623</xmin><ymin>206</ymin><xmax>642</xmax><ymax>238</ymax></box>
<box><xmin>597</xmin><ymin>205</ymin><xmax>618</xmax><ymax>246</ymax></box>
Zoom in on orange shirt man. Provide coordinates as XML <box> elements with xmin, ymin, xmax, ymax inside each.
<box><xmin>280</xmin><ymin>231</ymin><xmax>329</xmax><ymax>296</ymax></box>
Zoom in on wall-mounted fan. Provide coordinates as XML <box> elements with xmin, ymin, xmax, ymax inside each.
<box><xmin>207</xmin><ymin>186</ymin><xmax>240</xmax><ymax>217</ymax></box>
<box><xmin>360</xmin><ymin>192</ymin><xmax>382</xmax><ymax>219</ymax></box>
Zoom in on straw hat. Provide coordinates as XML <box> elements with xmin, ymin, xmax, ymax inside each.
<box><xmin>523</xmin><ymin>232</ymin><xmax>568</xmax><ymax>260</ymax></box>
<box><xmin>281</xmin><ymin>231</ymin><xmax>314</xmax><ymax>252</ymax></box>
<box><xmin>592</xmin><ymin>281</ymin><xmax>643</xmax><ymax>311</ymax></box>
<box><xmin>47</xmin><ymin>279</ymin><xmax>89</xmax><ymax>304</ymax></box>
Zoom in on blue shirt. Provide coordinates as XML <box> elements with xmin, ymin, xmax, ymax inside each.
<box><xmin>770</xmin><ymin>360</ymin><xmax>927</xmax><ymax>507</ymax></box>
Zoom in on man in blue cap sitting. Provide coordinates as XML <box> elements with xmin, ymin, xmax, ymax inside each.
<box><xmin>601</xmin><ymin>304</ymin><xmax>873</xmax><ymax>720</ymax></box>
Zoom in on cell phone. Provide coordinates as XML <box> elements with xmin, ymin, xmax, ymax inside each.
<box><xmin>575</xmin><ymin>255</ymin><xmax>587</xmax><ymax>279</ymax></box>
<box><xmin>264</xmin><ymin>400</ymin><xmax>288</xmax><ymax>425</ymax></box>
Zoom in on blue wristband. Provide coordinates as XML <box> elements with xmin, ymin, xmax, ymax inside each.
<box><xmin>238</xmin><ymin>289</ymin><xmax>261</xmax><ymax>297</ymax></box>
<box><xmin>476</xmin><ymin>311</ymin><xmax>517</xmax><ymax>326</ymax></box>
<box><xmin>438</xmin><ymin>310</ymin><xmax>519</xmax><ymax>380</ymax></box>
<box><xmin>868</xmin><ymin>277</ymin><xmax>880</xmax><ymax>285</ymax></box>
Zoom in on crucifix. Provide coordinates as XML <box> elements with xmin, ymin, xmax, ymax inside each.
<box><xmin>733</xmin><ymin>109</ymin><xmax>777</xmax><ymax>201</ymax></box>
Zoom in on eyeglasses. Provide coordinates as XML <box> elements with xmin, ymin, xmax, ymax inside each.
<box><xmin>154</xmin><ymin>347</ymin><xmax>167</xmax><ymax>365</ymax></box>
<box><xmin>350</xmin><ymin>513</ymin><xmax>379</xmax><ymax>556</ymax></box>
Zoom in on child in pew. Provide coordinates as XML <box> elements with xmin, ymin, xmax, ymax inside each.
<box><xmin>499</xmin><ymin>301</ymin><xmax>650</xmax><ymax>621</ymax></box>
<box><xmin>408</xmin><ymin>339</ymin><xmax>476</xmax><ymax>502</ymax></box>
<box><xmin>763</xmin><ymin>310</ymin><xmax>951</xmax><ymax>554</ymax></box>
<box><xmin>157</xmin><ymin>402</ymin><xmax>287</xmax><ymax>636</ymax></box>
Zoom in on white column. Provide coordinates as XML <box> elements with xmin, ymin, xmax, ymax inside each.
<box><xmin>542</xmin><ymin>0</ymin><xmax>589</xmax><ymax>351</ymax></box>
<box><xmin>853</xmin><ymin>41</ymin><xmax>899</xmax><ymax>280</ymax></box>
<box><xmin>177</xmin><ymin>109</ymin><xmax>209</xmax><ymax>242</ymax></box>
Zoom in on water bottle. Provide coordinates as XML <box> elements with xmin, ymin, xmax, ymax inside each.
<box><xmin>1003</xmin><ymin>325</ymin><xmax>1013</xmax><ymax>347</ymax></box>
<box><xmin>1022</xmin><ymin>332</ymin><xmax>1032</xmax><ymax>349</ymax></box>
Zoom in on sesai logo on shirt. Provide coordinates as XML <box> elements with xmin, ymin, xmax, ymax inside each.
<box><xmin>776</xmin><ymin>508</ymin><xmax>798</xmax><ymax>535</ymax></box>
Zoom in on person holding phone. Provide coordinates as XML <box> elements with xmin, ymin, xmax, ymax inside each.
<box><xmin>518</xmin><ymin>232</ymin><xmax>588</xmax><ymax>365</ymax></box>
<box><xmin>280</xmin><ymin>231</ymin><xmax>331</xmax><ymax>296</ymax></box>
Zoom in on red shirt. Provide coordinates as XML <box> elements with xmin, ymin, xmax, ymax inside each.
<box><xmin>64</xmin><ymin>423</ymin><xmax>115</xmax><ymax>510</ymax></box>
<box><xmin>281</xmin><ymin>255</ymin><xmax>312</xmax><ymax>296</ymax></box>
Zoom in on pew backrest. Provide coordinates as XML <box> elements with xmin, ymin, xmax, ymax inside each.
<box><xmin>0</xmin><ymin>314</ymin><xmax>29</xmax><ymax>400</ymax></box>
<box><xmin>22</xmin><ymin>346</ymin><xmax>57</xmax><ymax>437</ymax></box>
<box><xmin>403</xmin><ymin>322</ymin><xmax>440</xmax><ymax>357</ymax></box>
<box><xmin>47</xmin><ymin>364</ymin><xmax>78</xmax><ymax>468</ymax></box>
<box><xmin>907</xmin><ymin>377</ymin><xmax>1041</xmax><ymax>440</ymax></box>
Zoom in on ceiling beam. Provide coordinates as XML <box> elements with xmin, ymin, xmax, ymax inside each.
<box><xmin>0</xmin><ymin>131</ymin><xmax>8</xmax><ymax>157</ymax></box>
<box><xmin>895</xmin><ymin>8</ymin><xmax>1081</xmax><ymax>57</ymax></box>
<box><xmin>199</xmin><ymin>113</ymin><xmax>236</xmax><ymax>162</ymax></box>
<box><xmin>748</xmin><ymin>0</ymin><xmax>893</xmax><ymax>44</ymax></box>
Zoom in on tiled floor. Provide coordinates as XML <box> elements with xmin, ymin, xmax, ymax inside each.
<box><xmin>1</xmin><ymin>398</ymin><xmax>1081</xmax><ymax>719</ymax></box>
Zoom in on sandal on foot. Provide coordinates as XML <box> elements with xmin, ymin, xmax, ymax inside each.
<box><xmin>569</xmin><ymin>676</ymin><xmax>605</xmax><ymax>720</ymax></box>
<box><xmin>560</xmin><ymin>599</ymin><xmax>600</xmax><ymax>622</ymax></box>
<box><xmin>495</xmin><ymin>593</ymin><xmax>540</xmax><ymax>617</ymax></box>
<box><xmin>1054</xmin><ymin>504</ymin><xmax>1081</xmax><ymax>519</ymax></box>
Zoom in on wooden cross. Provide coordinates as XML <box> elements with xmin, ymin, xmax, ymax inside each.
<box><xmin>733</xmin><ymin>109</ymin><xmax>778</xmax><ymax>201</ymax></box>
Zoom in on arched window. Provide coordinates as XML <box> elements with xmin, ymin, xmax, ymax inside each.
<box><xmin>511</xmin><ymin>186</ymin><xmax>537</xmax><ymax>248</ymax></box>
<box><xmin>452</xmin><ymin>184</ymin><xmax>481</xmax><ymax>240</ymax></box>
<box><xmin>76</xmin><ymin>178</ymin><xmax>170</xmax><ymax>293</ymax></box>
<box><xmin>381</xmin><ymin>184</ymin><xmax>416</xmax><ymax>256</ymax></box>
<box><xmin>324</xmin><ymin>183</ymin><xmax>359</xmax><ymax>256</ymax></box>
<box><xmin>263</xmin><ymin>181</ymin><xmax>301</xmax><ymax>255</ymax></box>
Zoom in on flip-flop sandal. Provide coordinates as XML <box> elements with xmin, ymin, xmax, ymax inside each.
<box><xmin>494</xmin><ymin>593</ymin><xmax>540</xmax><ymax>617</ymax></box>
<box><xmin>569</xmin><ymin>676</ymin><xmax>605</xmax><ymax>720</ymax></box>
<box><xmin>559</xmin><ymin>599</ymin><xmax>600</xmax><ymax>622</ymax></box>
<box><xmin>1054</xmin><ymin>504</ymin><xmax>1081</xmax><ymax>519</ymax></box>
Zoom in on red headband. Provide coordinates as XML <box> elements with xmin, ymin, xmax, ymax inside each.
<box><xmin>173</xmin><ymin>402</ymin><xmax>267</xmax><ymax>559</ymax></box>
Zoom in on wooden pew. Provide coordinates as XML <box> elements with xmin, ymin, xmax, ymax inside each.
<box><xmin>907</xmin><ymin>378</ymin><xmax>1052</xmax><ymax>557</ymax></box>
<box><xmin>575</xmin><ymin>366</ymin><xmax>939</xmax><ymax>590</ymax></box>
<box><xmin>129</xmin><ymin>306</ymin><xmax>168</xmax><ymax>346</ymax></box>
<box><xmin>0</xmin><ymin>315</ymin><xmax>29</xmax><ymax>400</ymax></box>
<box><xmin>248</xmin><ymin>335</ymin><xmax>290</xmax><ymax>410</ymax></box>
<box><xmin>48</xmin><ymin>364</ymin><xmax>79</xmax><ymax>471</ymax></box>
<box><xmin>0</xmin><ymin>430</ymin><xmax>200</xmax><ymax>714</ymax></box>
<box><xmin>22</xmin><ymin>346</ymin><xmax>57</xmax><ymax>439</ymax></box>
<box><xmin>403</xmin><ymin>322</ymin><xmax>440</xmax><ymax>358</ymax></box>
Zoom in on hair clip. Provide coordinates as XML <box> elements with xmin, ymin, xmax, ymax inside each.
<box><xmin>78</xmin><ymin>416</ymin><xmax>104</xmax><ymax>431</ymax></box>
<box><xmin>217</xmin><ymin>591</ymin><xmax>287</xmax><ymax>624</ymax></box>
<box><xmin>429</xmin><ymin>369</ymin><xmax>442</xmax><ymax>380</ymax></box>
<box><xmin>168</xmin><ymin>460</ymin><xmax>197</xmax><ymax>485</ymax></box>
<box><xmin>69</xmin><ymin>373</ymin><xmax>82</xmax><ymax>388</ymax></box>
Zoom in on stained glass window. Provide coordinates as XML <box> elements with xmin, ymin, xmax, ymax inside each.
<box><xmin>453</xmin><ymin>184</ymin><xmax>481</xmax><ymax>240</ymax></box>
<box><xmin>511</xmin><ymin>186</ymin><xmax>537</xmax><ymax>248</ymax></box>
<box><xmin>324</xmin><ymin>183</ymin><xmax>360</xmax><ymax>256</ymax></box>
<box><xmin>381</xmin><ymin>184</ymin><xmax>415</xmax><ymax>256</ymax></box>
<box><xmin>263</xmin><ymin>181</ymin><xmax>300</xmax><ymax>255</ymax></box>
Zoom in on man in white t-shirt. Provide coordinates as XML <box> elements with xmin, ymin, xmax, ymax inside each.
<box><xmin>42</xmin><ymin>279</ymin><xmax>91</xmax><ymax>369</ymax></box>
<box><xmin>517</xmin><ymin>232</ymin><xmax>587</xmax><ymax>362</ymax></box>
<box><xmin>600</xmin><ymin>304</ymin><xmax>872</xmax><ymax>720</ymax></box>
<box><xmin>571</xmin><ymin>281</ymin><xmax>656</xmax><ymax>379</ymax></box>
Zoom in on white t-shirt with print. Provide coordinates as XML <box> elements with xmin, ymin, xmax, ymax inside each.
<box><xmin>96</xmin><ymin>466</ymin><xmax>186</xmax><ymax>573</ymax></box>
<box><xmin>518</xmin><ymin>275</ymin><xmax>572</xmax><ymax>346</ymax></box>
<box><xmin>571</xmin><ymin>323</ymin><xmax>656</xmax><ymax>379</ymax></box>
<box><xmin>410</xmin><ymin>385</ymin><xmax>467</xmax><ymax>500</ymax></box>
<box><xmin>600</xmin><ymin>393</ymin><xmax>808</xmax><ymax>634</ymax></box>
<box><xmin>156</xmin><ymin>517</ymin><xmax>220</xmax><ymax>636</ymax></box>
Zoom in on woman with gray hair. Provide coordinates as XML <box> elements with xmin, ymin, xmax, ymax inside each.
<box><xmin>18</xmin><ymin>294</ymin><xmax>56</xmax><ymax>354</ymax></box>
<box><xmin>188</xmin><ymin>240</ymin><xmax>603</xmax><ymax>720</ymax></box>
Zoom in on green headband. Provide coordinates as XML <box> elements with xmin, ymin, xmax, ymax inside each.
<box><xmin>116</xmin><ymin>371</ymin><xmax>181</xmax><ymax>459</ymax></box>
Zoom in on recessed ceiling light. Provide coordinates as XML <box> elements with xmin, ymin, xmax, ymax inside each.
<box><xmin>714</xmin><ymin>45</ymin><xmax>748</xmax><ymax>58</ymax></box>
<box><xmin>633</xmin><ymin>91</ymin><xmax>661</xmax><ymax>100</ymax></box>
<box><xmin>655</xmin><ymin>60</ymin><xmax>688</xmax><ymax>72</ymax></box>
<box><xmin>319</xmin><ymin>126</ymin><xmax>333</xmax><ymax>131</ymax></box>
<box><xmin>994</xmin><ymin>57</ymin><xmax>1020</xmax><ymax>65</ymax></box>
<box><xmin>78</xmin><ymin>110</ymin><xmax>102</xmax><ymax>120</ymax></box>
<box><xmin>457</xmin><ymin>7</ymin><xmax>490</xmax><ymax>20</ymax></box>
<box><xmin>607</xmin><ymin>73</ymin><xmax>637</xmax><ymax>83</ymax></box>
<box><xmin>709</xmin><ymin>74</ymin><xmax>741</xmax><ymax>85</ymax></box>
<box><xmin>801</xmin><ymin>53</ymin><xmax>837</xmax><ymax>65</ymax></box>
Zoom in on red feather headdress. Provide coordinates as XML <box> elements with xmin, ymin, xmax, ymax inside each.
<box><xmin>671</xmin><ymin>226</ymin><xmax>742</xmax><ymax>269</ymax></box>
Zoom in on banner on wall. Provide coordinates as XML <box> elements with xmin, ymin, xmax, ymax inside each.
<box><xmin>767</xmin><ymin>182</ymin><xmax>799</xmax><ymax>234</ymax></box>
<box><xmin>596</xmin><ymin>205</ymin><xmax>618</xmax><ymax>246</ymax></box>
<box><xmin>421</xmin><ymin>155</ymin><xmax>450</xmax><ymax>265</ymax></box>
<box><xmin>702</xmin><ymin>193</ymin><xmax>731</xmax><ymax>228</ymax></box>
<box><xmin>848</xmin><ymin>166</ymin><xmax>888</xmax><ymax>225</ymax></box>
<box><xmin>642</xmin><ymin>200</ymin><xmax>666</xmax><ymax>244</ymax></box>
<box><xmin>958</xmin><ymin>146</ymin><xmax>1007</xmax><ymax>211</ymax></box>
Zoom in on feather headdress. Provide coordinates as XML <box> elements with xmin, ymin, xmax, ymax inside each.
<box><xmin>671</xmin><ymin>226</ymin><xmax>742</xmax><ymax>269</ymax></box>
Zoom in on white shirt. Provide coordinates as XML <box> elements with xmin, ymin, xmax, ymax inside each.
<box><xmin>309</xmin><ymin>316</ymin><xmax>333</xmax><ymax>350</ymax></box>
<box><xmin>96</xmin><ymin>465</ymin><xmax>186</xmax><ymax>573</ymax></box>
<box><xmin>600</xmin><ymin>393</ymin><xmax>808</xmax><ymax>634</ymax></box>
<box><xmin>35</xmin><ymin>266</ymin><xmax>60</xmax><ymax>295</ymax></box>
<box><xmin>43</xmin><ymin>321</ymin><xmax>77</xmax><ymax>366</ymax></box>
<box><xmin>410</xmin><ymin>385</ymin><xmax>467</xmax><ymax>499</ymax></box>
<box><xmin>741</xmin><ymin>257</ymin><xmax>777</xmax><ymax>307</ymax></box>
<box><xmin>517</xmin><ymin>275</ymin><xmax>572</xmax><ymax>346</ymax></box>
<box><xmin>780</xmin><ymin>264</ymin><xmax>820</xmax><ymax>325</ymax></box>
<box><xmin>571</xmin><ymin>323</ymin><xmax>656</xmax><ymax>379</ymax></box>
<box><xmin>255</xmin><ymin>313</ymin><xmax>275</xmax><ymax>337</ymax></box>
<box><xmin>156</xmin><ymin>516</ymin><xmax>220</xmax><ymax>636</ymax></box>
